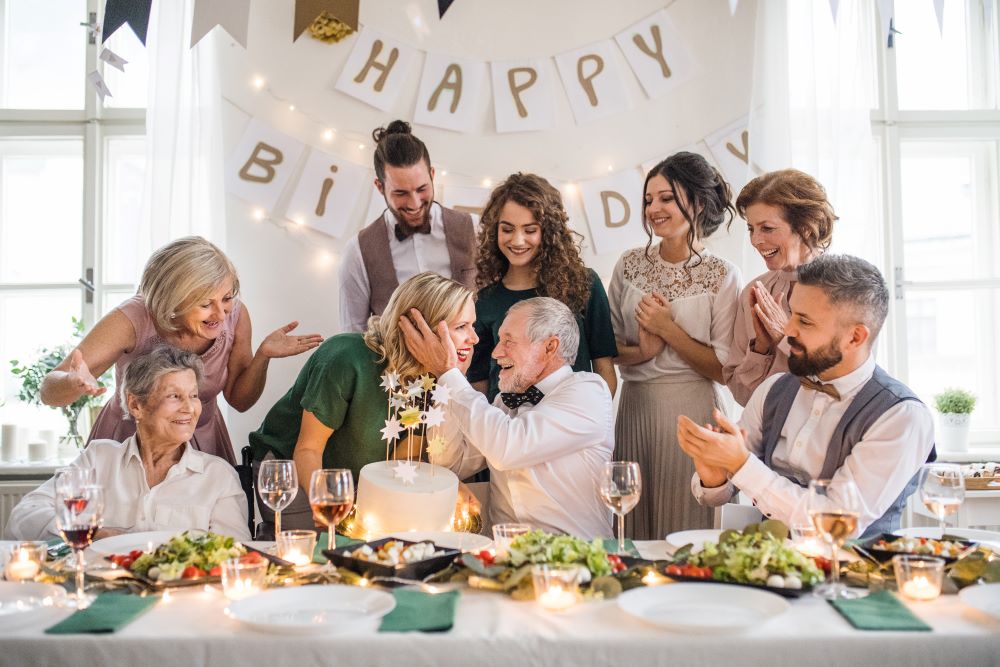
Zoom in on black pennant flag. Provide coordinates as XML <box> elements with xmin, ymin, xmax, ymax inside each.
<box><xmin>102</xmin><ymin>0</ymin><xmax>153</xmax><ymax>45</ymax></box>
<box><xmin>438</xmin><ymin>0</ymin><xmax>456</xmax><ymax>19</ymax></box>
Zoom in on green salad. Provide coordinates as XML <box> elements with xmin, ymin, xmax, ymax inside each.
<box><xmin>131</xmin><ymin>531</ymin><xmax>246</xmax><ymax>582</ymax></box>
<box><xmin>505</xmin><ymin>530</ymin><xmax>613</xmax><ymax>578</ymax></box>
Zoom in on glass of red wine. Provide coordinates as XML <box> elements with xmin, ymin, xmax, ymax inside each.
<box><xmin>309</xmin><ymin>469</ymin><xmax>354</xmax><ymax>552</ymax></box>
<box><xmin>54</xmin><ymin>484</ymin><xmax>104</xmax><ymax>608</ymax></box>
<box><xmin>53</xmin><ymin>467</ymin><xmax>97</xmax><ymax>566</ymax></box>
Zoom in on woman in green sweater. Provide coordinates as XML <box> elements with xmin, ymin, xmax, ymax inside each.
<box><xmin>468</xmin><ymin>173</ymin><xmax>618</xmax><ymax>402</ymax></box>
<box><xmin>249</xmin><ymin>272</ymin><xmax>477</xmax><ymax>534</ymax></box>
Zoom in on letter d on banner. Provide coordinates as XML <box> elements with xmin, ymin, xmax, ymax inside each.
<box><xmin>225</xmin><ymin>119</ymin><xmax>307</xmax><ymax>213</ymax></box>
<box><xmin>578</xmin><ymin>169</ymin><xmax>645</xmax><ymax>255</ymax></box>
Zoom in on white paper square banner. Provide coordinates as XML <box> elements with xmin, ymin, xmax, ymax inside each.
<box><xmin>578</xmin><ymin>169</ymin><xmax>646</xmax><ymax>256</ymax></box>
<box><xmin>705</xmin><ymin>117</ymin><xmax>753</xmax><ymax>193</ymax></box>
<box><xmin>226</xmin><ymin>118</ymin><xmax>307</xmax><ymax>212</ymax></box>
<box><xmin>440</xmin><ymin>185</ymin><xmax>491</xmax><ymax>225</ymax></box>
<box><xmin>490</xmin><ymin>58</ymin><xmax>557</xmax><ymax>133</ymax></box>
<box><xmin>615</xmin><ymin>9</ymin><xmax>695</xmax><ymax>99</ymax></box>
<box><xmin>414</xmin><ymin>52</ymin><xmax>488</xmax><ymax>133</ymax></box>
<box><xmin>285</xmin><ymin>149</ymin><xmax>369</xmax><ymax>238</ymax></box>
<box><xmin>641</xmin><ymin>142</ymin><xmax>721</xmax><ymax>177</ymax></box>
<box><xmin>335</xmin><ymin>26</ymin><xmax>419</xmax><ymax>112</ymax></box>
<box><xmin>364</xmin><ymin>184</ymin><xmax>387</xmax><ymax>224</ymax></box>
<box><xmin>554</xmin><ymin>39</ymin><xmax>630</xmax><ymax>124</ymax></box>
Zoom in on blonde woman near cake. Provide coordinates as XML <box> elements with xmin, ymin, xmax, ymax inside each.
<box><xmin>249</xmin><ymin>272</ymin><xmax>478</xmax><ymax>535</ymax></box>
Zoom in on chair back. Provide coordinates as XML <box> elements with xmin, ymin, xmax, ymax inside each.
<box><xmin>235</xmin><ymin>445</ymin><xmax>257</xmax><ymax>538</ymax></box>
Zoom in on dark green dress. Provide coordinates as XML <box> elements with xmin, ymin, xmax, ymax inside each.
<box><xmin>468</xmin><ymin>268</ymin><xmax>618</xmax><ymax>402</ymax></box>
<box><xmin>249</xmin><ymin>334</ymin><xmax>389</xmax><ymax>481</ymax></box>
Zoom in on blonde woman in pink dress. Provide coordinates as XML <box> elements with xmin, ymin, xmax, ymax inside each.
<box><xmin>40</xmin><ymin>237</ymin><xmax>322</xmax><ymax>465</ymax></box>
<box><xmin>722</xmin><ymin>169</ymin><xmax>837</xmax><ymax>406</ymax></box>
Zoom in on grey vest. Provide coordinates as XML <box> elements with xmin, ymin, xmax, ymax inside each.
<box><xmin>761</xmin><ymin>366</ymin><xmax>933</xmax><ymax>539</ymax></box>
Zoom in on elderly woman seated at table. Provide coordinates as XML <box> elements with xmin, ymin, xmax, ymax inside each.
<box><xmin>5</xmin><ymin>346</ymin><xmax>251</xmax><ymax>541</ymax></box>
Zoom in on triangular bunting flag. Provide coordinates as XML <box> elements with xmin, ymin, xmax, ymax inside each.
<box><xmin>438</xmin><ymin>0</ymin><xmax>456</xmax><ymax>18</ymax></box>
<box><xmin>191</xmin><ymin>0</ymin><xmax>251</xmax><ymax>48</ymax></box>
<box><xmin>828</xmin><ymin>0</ymin><xmax>840</xmax><ymax>22</ymax></box>
<box><xmin>876</xmin><ymin>0</ymin><xmax>893</xmax><ymax>47</ymax></box>
<box><xmin>728</xmin><ymin>0</ymin><xmax>739</xmax><ymax>16</ymax></box>
<box><xmin>933</xmin><ymin>0</ymin><xmax>945</xmax><ymax>35</ymax></box>
<box><xmin>87</xmin><ymin>70</ymin><xmax>113</xmax><ymax>101</ymax></box>
<box><xmin>101</xmin><ymin>0</ymin><xmax>152</xmax><ymax>45</ymax></box>
<box><xmin>99</xmin><ymin>48</ymin><xmax>128</xmax><ymax>72</ymax></box>
<box><xmin>293</xmin><ymin>0</ymin><xmax>359</xmax><ymax>40</ymax></box>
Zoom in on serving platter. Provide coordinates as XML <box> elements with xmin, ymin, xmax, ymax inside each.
<box><xmin>618</xmin><ymin>583</ymin><xmax>789</xmax><ymax>634</ymax></box>
<box><xmin>325</xmin><ymin>537</ymin><xmax>460</xmax><ymax>581</ymax></box>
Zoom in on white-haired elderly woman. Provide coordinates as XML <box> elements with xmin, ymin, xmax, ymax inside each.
<box><xmin>39</xmin><ymin>236</ymin><xmax>322</xmax><ymax>465</ymax></box>
<box><xmin>6</xmin><ymin>346</ymin><xmax>251</xmax><ymax>541</ymax></box>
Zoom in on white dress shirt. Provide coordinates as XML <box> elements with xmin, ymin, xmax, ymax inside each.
<box><xmin>692</xmin><ymin>355</ymin><xmax>935</xmax><ymax>534</ymax></box>
<box><xmin>339</xmin><ymin>202</ymin><xmax>453</xmax><ymax>333</ymax></box>
<box><xmin>435</xmin><ymin>365</ymin><xmax>614</xmax><ymax>539</ymax></box>
<box><xmin>5</xmin><ymin>436</ymin><xmax>250</xmax><ymax>541</ymax></box>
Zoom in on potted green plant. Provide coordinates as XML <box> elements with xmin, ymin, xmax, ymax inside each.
<box><xmin>933</xmin><ymin>387</ymin><xmax>977</xmax><ymax>454</ymax></box>
<box><xmin>8</xmin><ymin>318</ymin><xmax>112</xmax><ymax>450</ymax></box>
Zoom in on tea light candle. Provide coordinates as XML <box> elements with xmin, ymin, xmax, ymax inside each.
<box><xmin>221</xmin><ymin>557</ymin><xmax>267</xmax><ymax>600</ymax></box>
<box><xmin>225</xmin><ymin>578</ymin><xmax>261</xmax><ymax>600</ymax></box>
<box><xmin>538</xmin><ymin>584</ymin><xmax>577</xmax><ymax>611</ymax></box>
<box><xmin>901</xmin><ymin>575</ymin><xmax>939</xmax><ymax>601</ymax></box>
<box><xmin>642</xmin><ymin>570</ymin><xmax>667</xmax><ymax>587</ymax></box>
<box><xmin>4</xmin><ymin>542</ymin><xmax>45</xmax><ymax>582</ymax></box>
<box><xmin>795</xmin><ymin>537</ymin><xmax>826</xmax><ymax>559</ymax></box>
<box><xmin>893</xmin><ymin>554</ymin><xmax>944</xmax><ymax>602</ymax></box>
<box><xmin>531</xmin><ymin>564</ymin><xmax>580</xmax><ymax>612</ymax></box>
<box><xmin>276</xmin><ymin>530</ymin><xmax>317</xmax><ymax>568</ymax></box>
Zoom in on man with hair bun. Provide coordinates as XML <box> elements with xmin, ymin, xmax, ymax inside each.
<box><xmin>338</xmin><ymin>120</ymin><xmax>478</xmax><ymax>332</ymax></box>
<box><xmin>678</xmin><ymin>254</ymin><xmax>935</xmax><ymax>539</ymax></box>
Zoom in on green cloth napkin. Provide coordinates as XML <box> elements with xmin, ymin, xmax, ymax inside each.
<box><xmin>313</xmin><ymin>532</ymin><xmax>363</xmax><ymax>563</ymax></box>
<box><xmin>45</xmin><ymin>592</ymin><xmax>158</xmax><ymax>635</ymax></box>
<box><xmin>46</xmin><ymin>537</ymin><xmax>71</xmax><ymax>559</ymax></box>
<box><xmin>603</xmin><ymin>538</ymin><xmax>640</xmax><ymax>558</ymax></box>
<box><xmin>379</xmin><ymin>589</ymin><xmax>460</xmax><ymax>632</ymax></box>
<box><xmin>829</xmin><ymin>591</ymin><xmax>932</xmax><ymax>631</ymax></box>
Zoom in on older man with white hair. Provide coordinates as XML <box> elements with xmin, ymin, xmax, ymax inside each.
<box><xmin>401</xmin><ymin>296</ymin><xmax>613</xmax><ymax>539</ymax></box>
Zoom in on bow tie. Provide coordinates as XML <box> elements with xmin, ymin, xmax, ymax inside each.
<box><xmin>500</xmin><ymin>385</ymin><xmax>545</xmax><ymax>410</ymax></box>
<box><xmin>394</xmin><ymin>221</ymin><xmax>432</xmax><ymax>242</ymax></box>
<box><xmin>799</xmin><ymin>376</ymin><xmax>842</xmax><ymax>401</ymax></box>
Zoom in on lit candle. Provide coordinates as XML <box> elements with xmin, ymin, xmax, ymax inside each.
<box><xmin>226</xmin><ymin>577</ymin><xmax>261</xmax><ymax>600</ymax></box>
<box><xmin>900</xmin><ymin>575</ymin><xmax>940</xmax><ymax>601</ymax></box>
<box><xmin>642</xmin><ymin>570</ymin><xmax>667</xmax><ymax>587</ymax></box>
<box><xmin>283</xmin><ymin>548</ymin><xmax>310</xmax><ymax>567</ymax></box>
<box><xmin>795</xmin><ymin>537</ymin><xmax>826</xmax><ymax>559</ymax></box>
<box><xmin>4</xmin><ymin>548</ymin><xmax>40</xmax><ymax>581</ymax></box>
<box><xmin>538</xmin><ymin>584</ymin><xmax>577</xmax><ymax>612</ymax></box>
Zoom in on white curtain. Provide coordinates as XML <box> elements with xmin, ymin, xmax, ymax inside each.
<box><xmin>746</xmin><ymin>0</ymin><xmax>880</xmax><ymax>272</ymax></box>
<box><xmin>138</xmin><ymin>0</ymin><xmax>226</xmax><ymax>262</ymax></box>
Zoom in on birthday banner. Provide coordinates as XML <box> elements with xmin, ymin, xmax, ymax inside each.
<box><xmin>224</xmin><ymin>114</ymin><xmax>753</xmax><ymax>255</ymax></box>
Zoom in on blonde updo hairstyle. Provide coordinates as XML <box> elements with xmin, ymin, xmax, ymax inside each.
<box><xmin>139</xmin><ymin>236</ymin><xmax>240</xmax><ymax>333</ymax></box>
<box><xmin>363</xmin><ymin>272</ymin><xmax>473</xmax><ymax>382</ymax></box>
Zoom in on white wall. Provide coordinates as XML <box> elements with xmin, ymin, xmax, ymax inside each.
<box><xmin>220</xmin><ymin>0</ymin><xmax>760</xmax><ymax>447</ymax></box>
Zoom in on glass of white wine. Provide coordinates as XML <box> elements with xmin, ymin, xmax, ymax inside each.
<box><xmin>598</xmin><ymin>461</ymin><xmax>641</xmax><ymax>555</ymax></box>
<box><xmin>258</xmin><ymin>459</ymin><xmax>298</xmax><ymax>538</ymax></box>
<box><xmin>309</xmin><ymin>469</ymin><xmax>354</xmax><ymax>553</ymax></box>
<box><xmin>807</xmin><ymin>479</ymin><xmax>862</xmax><ymax>600</ymax></box>
<box><xmin>919</xmin><ymin>463</ymin><xmax>965</xmax><ymax>535</ymax></box>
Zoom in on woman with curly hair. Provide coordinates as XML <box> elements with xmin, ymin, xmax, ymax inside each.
<box><xmin>609</xmin><ymin>153</ymin><xmax>741</xmax><ymax>539</ymax></box>
<box><xmin>467</xmin><ymin>173</ymin><xmax>617</xmax><ymax>402</ymax></box>
<box><xmin>722</xmin><ymin>169</ymin><xmax>837</xmax><ymax>405</ymax></box>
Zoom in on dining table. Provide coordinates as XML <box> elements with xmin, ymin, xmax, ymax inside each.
<box><xmin>2</xmin><ymin>540</ymin><xmax>998</xmax><ymax>667</ymax></box>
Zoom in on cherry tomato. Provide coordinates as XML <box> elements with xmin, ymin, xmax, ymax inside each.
<box><xmin>182</xmin><ymin>565</ymin><xmax>206</xmax><ymax>579</ymax></box>
<box><xmin>239</xmin><ymin>552</ymin><xmax>264</xmax><ymax>565</ymax></box>
<box><xmin>665</xmin><ymin>564</ymin><xmax>684</xmax><ymax>577</ymax></box>
<box><xmin>128</xmin><ymin>550</ymin><xmax>143</xmax><ymax>559</ymax></box>
<box><xmin>209</xmin><ymin>566</ymin><xmax>222</xmax><ymax>577</ymax></box>
<box><xmin>812</xmin><ymin>556</ymin><xmax>832</xmax><ymax>573</ymax></box>
<box><xmin>476</xmin><ymin>550</ymin><xmax>495</xmax><ymax>566</ymax></box>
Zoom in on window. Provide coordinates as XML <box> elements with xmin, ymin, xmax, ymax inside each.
<box><xmin>874</xmin><ymin>0</ymin><xmax>1000</xmax><ymax>444</ymax></box>
<box><xmin>0</xmin><ymin>0</ymin><xmax>147</xmax><ymax>434</ymax></box>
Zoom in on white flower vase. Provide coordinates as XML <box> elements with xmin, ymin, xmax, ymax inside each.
<box><xmin>936</xmin><ymin>413</ymin><xmax>971</xmax><ymax>454</ymax></box>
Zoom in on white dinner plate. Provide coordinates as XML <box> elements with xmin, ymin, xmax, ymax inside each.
<box><xmin>386</xmin><ymin>531</ymin><xmax>492</xmax><ymax>552</ymax></box>
<box><xmin>893</xmin><ymin>527</ymin><xmax>1000</xmax><ymax>551</ymax></box>
<box><xmin>617</xmin><ymin>582</ymin><xmax>789</xmax><ymax>634</ymax></box>
<box><xmin>225</xmin><ymin>584</ymin><xmax>396</xmax><ymax>635</ymax></box>
<box><xmin>88</xmin><ymin>531</ymin><xmax>176</xmax><ymax>557</ymax></box>
<box><xmin>958</xmin><ymin>583</ymin><xmax>1000</xmax><ymax>621</ymax></box>
<box><xmin>0</xmin><ymin>582</ymin><xmax>66</xmax><ymax>631</ymax></box>
<box><xmin>665</xmin><ymin>529</ymin><xmax>723</xmax><ymax>553</ymax></box>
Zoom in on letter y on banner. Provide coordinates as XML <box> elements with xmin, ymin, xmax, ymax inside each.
<box><xmin>615</xmin><ymin>10</ymin><xmax>694</xmax><ymax>99</ymax></box>
<box><xmin>335</xmin><ymin>26</ymin><xmax>418</xmax><ymax>111</ymax></box>
<box><xmin>225</xmin><ymin>119</ymin><xmax>307</xmax><ymax>212</ymax></box>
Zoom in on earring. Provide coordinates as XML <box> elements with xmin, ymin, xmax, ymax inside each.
<box><xmin>170</xmin><ymin>313</ymin><xmax>176</xmax><ymax>319</ymax></box>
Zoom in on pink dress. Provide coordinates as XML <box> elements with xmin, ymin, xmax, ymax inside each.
<box><xmin>721</xmin><ymin>269</ymin><xmax>796</xmax><ymax>407</ymax></box>
<box><xmin>87</xmin><ymin>295</ymin><xmax>240</xmax><ymax>465</ymax></box>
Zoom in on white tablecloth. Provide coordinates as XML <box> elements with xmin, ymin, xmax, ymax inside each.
<box><xmin>2</xmin><ymin>541</ymin><xmax>998</xmax><ymax>667</ymax></box>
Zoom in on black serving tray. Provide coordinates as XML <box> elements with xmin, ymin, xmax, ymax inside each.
<box><xmin>856</xmin><ymin>533</ymin><xmax>976</xmax><ymax>565</ymax></box>
<box><xmin>324</xmin><ymin>537</ymin><xmax>460</xmax><ymax>580</ymax></box>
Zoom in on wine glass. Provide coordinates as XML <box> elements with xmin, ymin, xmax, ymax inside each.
<box><xmin>54</xmin><ymin>467</ymin><xmax>96</xmax><ymax>566</ymax></box>
<box><xmin>309</xmin><ymin>469</ymin><xmax>355</xmax><ymax>552</ymax></box>
<box><xmin>258</xmin><ymin>460</ymin><xmax>298</xmax><ymax>538</ymax></box>
<box><xmin>54</xmin><ymin>484</ymin><xmax>104</xmax><ymax>609</ymax></box>
<box><xmin>919</xmin><ymin>463</ymin><xmax>965</xmax><ymax>535</ymax></box>
<box><xmin>807</xmin><ymin>479</ymin><xmax>862</xmax><ymax>600</ymax></box>
<box><xmin>598</xmin><ymin>461</ymin><xmax>641</xmax><ymax>555</ymax></box>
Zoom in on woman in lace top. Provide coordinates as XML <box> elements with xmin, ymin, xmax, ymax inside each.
<box><xmin>609</xmin><ymin>153</ymin><xmax>741</xmax><ymax>539</ymax></box>
<box><xmin>721</xmin><ymin>170</ymin><xmax>837</xmax><ymax>406</ymax></box>
<box><xmin>39</xmin><ymin>237</ymin><xmax>322</xmax><ymax>465</ymax></box>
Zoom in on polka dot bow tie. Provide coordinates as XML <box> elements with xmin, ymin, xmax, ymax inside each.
<box><xmin>500</xmin><ymin>385</ymin><xmax>545</xmax><ymax>410</ymax></box>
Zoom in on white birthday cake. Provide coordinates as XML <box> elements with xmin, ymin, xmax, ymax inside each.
<box><xmin>354</xmin><ymin>461</ymin><xmax>459</xmax><ymax>535</ymax></box>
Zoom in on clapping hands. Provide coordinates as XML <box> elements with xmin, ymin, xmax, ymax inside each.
<box><xmin>749</xmin><ymin>282</ymin><xmax>788</xmax><ymax>354</ymax></box>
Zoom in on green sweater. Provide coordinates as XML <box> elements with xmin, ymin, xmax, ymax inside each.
<box><xmin>468</xmin><ymin>268</ymin><xmax>618</xmax><ymax>402</ymax></box>
<box><xmin>249</xmin><ymin>334</ymin><xmax>389</xmax><ymax>480</ymax></box>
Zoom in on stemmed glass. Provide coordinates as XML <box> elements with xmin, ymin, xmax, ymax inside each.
<box><xmin>807</xmin><ymin>479</ymin><xmax>862</xmax><ymax>600</ymax></box>
<box><xmin>598</xmin><ymin>461</ymin><xmax>641</xmax><ymax>555</ymax></box>
<box><xmin>258</xmin><ymin>460</ymin><xmax>298</xmax><ymax>538</ymax></box>
<box><xmin>53</xmin><ymin>467</ymin><xmax>96</xmax><ymax>566</ymax></box>
<box><xmin>54</xmin><ymin>484</ymin><xmax>104</xmax><ymax>609</ymax></box>
<box><xmin>309</xmin><ymin>469</ymin><xmax>355</xmax><ymax>552</ymax></box>
<box><xmin>919</xmin><ymin>463</ymin><xmax>965</xmax><ymax>535</ymax></box>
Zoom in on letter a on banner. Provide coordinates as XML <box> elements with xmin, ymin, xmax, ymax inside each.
<box><xmin>225</xmin><ymin>119</ymin><xmax>307</xmax><ymax>213</ymax></box>
<box><xmin>553</xmin><ymin>40</ymin><xmax>630</xmax><ymax>124</ymax></box>
<box><xmin>414</xmin><ymin>52</ymin><xmax>488</xmax><ymax>133</ymax></box>
<box><xmin>285</xmin><ymin>149</ymin><xmax>369</xmax><ymax>238</ymax></box>
<box><xmin>490</xmin><ymin>58</ymin><xmax>557</xmax><ymax>133</ymax></box>
<box><xmin>578</xmin><ymin>169</ymin><xmax>645</xmax><ymax>256</ymax></box>
<box><xmin>335</xmin><ymin>26</ymin><xmax>418</xmax><ymax>111</ymax></box>
<box><xmin>615</xmin><ymin>10</ymin><xmax>694</xmax><ymax>99</ymax></box>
